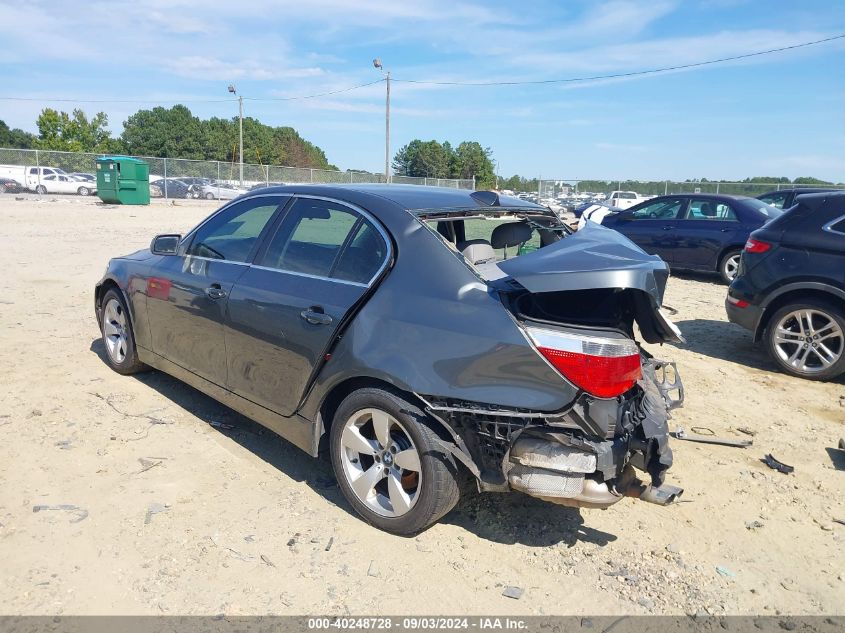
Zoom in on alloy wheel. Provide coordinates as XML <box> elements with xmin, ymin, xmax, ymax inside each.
<box><xmin>338</xmin><ymin>408</ymin><xmax>422</xmax><ymax>518</ymax></box>
<box><xmin>102</xmin><ymin>298</ymin><xmax>129</xmax><ymax>364</ymax></box>
<box><xmin>773</xmin><ymin>309</ymin><xmax>844</xmax><ymax>374</ymax></box>
<box><xmin>723</xmin><ymin>254</ymin><xmax>740</xmax><ymax>281</ymax></box>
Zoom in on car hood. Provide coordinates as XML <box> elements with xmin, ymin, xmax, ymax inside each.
<box><xmin>496</xmin><ymin>222</ymin><xmax>683</xmax><ymax>343</ymax></box>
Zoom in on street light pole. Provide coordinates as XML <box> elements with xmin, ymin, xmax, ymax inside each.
<box><xmin>228</xmin><ymin>84</ymin><xmax>244</xmax><ymax>187</ymax></box>
<box><xmin>373</xmin><ymin>59</ymin><xmax>390</xmax><ymax>183</ymax></box>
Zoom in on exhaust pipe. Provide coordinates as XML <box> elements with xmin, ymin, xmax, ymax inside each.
<box><xmin>638</xmin><ymin>483</ymin><xmax>683</xmax><ymax>505</ymax></box>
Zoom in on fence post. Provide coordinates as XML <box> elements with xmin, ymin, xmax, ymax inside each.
<box><xmin>163</xmin><ymin>157</ymin><xmax>168</xmax><ymax>200</ymax></box>
<box><xmin>310</xmin><ymin>168</ymin><xmax>314</xmax><ymax>183</ymax></box>
<box><xmin>350</xmin><ymin>170</ymin><xmax>353</xmax><ymax>183</ymax></box>
<box><xmin>472</xmin><ymin>175</ymin><xmax>476</xmax><ymax>190</ymax></box>
<box><xmin>716</xmin><ymin>182</ymin><xmax>720</xmax><ymax>194</ymax></box>
<box><xmin>34</xmin><ymin>149</ymin><xmax>40</xmax><ymax>194</ymax></box>
<box><xmin>664</xmin><ymin>180</ymin><xmax>668</xmax><ymax>195</ymax></box>
<box><xmin>217</xmin><ymin>161</ymin><xmax>221</xmax><ymax>199</ymax></box>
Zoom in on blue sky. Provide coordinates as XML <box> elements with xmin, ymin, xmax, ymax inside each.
<box><xmin>2</xmin><ymin>0</ymin><xmax>845</xmax><ymax>181</ymax></box>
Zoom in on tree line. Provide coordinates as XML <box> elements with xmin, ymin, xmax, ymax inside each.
<box><xmin>392</xmin><ymin>139</ymin><xmax>496</xmax><ymax>187</ymax></box>
<box><xmin>0</xmin><ymin>105</ymin><xmax>335</xmax><ymax>170</ymax></box>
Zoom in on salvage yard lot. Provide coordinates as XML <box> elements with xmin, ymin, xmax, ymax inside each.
<box><xmin>0</xmin><ymin>196</ymin><xmax>842</xmax><ymax>615</ymax></box>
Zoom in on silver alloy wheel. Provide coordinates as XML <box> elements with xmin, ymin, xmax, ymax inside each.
<box><xmin>102</xmin><ymin>298</ymin><xmax>129</xmax><ymax>364</ymax></box>
<box><xmin>773</xmin><ymin>309</ymin><xmax>844</xmax><ymax>373</ymax></box>
<box><xmin>339</xmin><ymin>408</ymin><xmax>422</xmax><ymax>518</ymax></box>
<box><xmin>78</xmin><ymin>187</ymin><xmax>89</xmax><ymax>196</ymax></box>
<box><xmin>723</xmin><ymin>254</ymin><xmax>740</xmax><ymax>280</ymax></box>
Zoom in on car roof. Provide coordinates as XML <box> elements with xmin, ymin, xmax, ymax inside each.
<box><xmin>792</xmin><ymin>190</ymin><xmax>845</xmax><ymax>210</ymax></box>
<box><xmin>255</xmin><ymin>184</ymin><xmax>548</xmax><ymax>213</ymax></box>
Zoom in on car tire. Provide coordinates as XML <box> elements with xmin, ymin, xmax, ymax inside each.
<box><xmin>0</xmin><ymin>184</ymin><xmax>7</xmax><ymax>194</ymax></box>
<box><xmin>35</xmin><ymin>185</ymin><xmax>47</xmax><ymax>194</ymax></box>
<box><xmin>765</xmin><ymin>300</ymin><xmax>845</xmax><ymax>381</ymax></box>
<box><xmin>719</xmin><ymin>249</ymin><xmax>741</xmax><ymax>284</ymax></box>
<box><xmin>99</xmin><ymin>289</ymin><xmax>147</xmax><ymax>375</ymax></box>
<box><xmin>77</xmin><ymin>186</ymin><xmax>90</xmax><ymax>196</ymax></box>
<box><xmin>205</xmin><ymin>192</ymin><xmax>214</xmax><ymax>200</ymax></box>
<box><xmin>330</xmin><ymin>387</ymin><xmax>461</xmax><ymax>535</ymax></box>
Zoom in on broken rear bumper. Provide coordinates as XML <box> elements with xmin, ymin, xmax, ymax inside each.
<box><xmin>419</xmin><ymin>357</ymin><xmax>684</xmax><ymax>509</ymax></box>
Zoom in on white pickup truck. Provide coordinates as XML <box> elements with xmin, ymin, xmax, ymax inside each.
<box><xmin>605</xmin><ymin>190</ymin><xmax>642</xmax><ymax>209</ymax></box>
<box><xmin>0</xmin><ymin>165</ymin><xmax>69</xmax><ymax>192</ymax></box>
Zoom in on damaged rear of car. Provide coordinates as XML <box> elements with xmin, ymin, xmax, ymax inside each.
<box><xmin>296</xmin><ymin>187</ymin><xmax>686</xmax><ymax>532</ymax></box>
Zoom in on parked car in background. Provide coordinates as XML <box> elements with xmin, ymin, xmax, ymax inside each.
<box><xmin>0</xmin><ymin>165</ymin><xmax>67</xmax><ymax>191</ymax></box>
<box><xmin>71</xmin><ymin>172</ymin><xmax>96</xmax><ymax>183</ymax></box>
<box><xmin>150</xmin><ymin>178</ymin><xmax>191</xmax><ymax>199</ymax></box>
<box><xmin>601</xmin><ymin>194</ymin><xmax>781</xmax><ymax>283</ymax></box>
<box><xmin>605</xmin><ymin>191</ymin><xmax>642</xmax><ymax>209</ymax></box>
<box><xmin>95</xmin><ymin>185</ymin><xmax>685</xmax><ymax>534</ymax></box>
<box><xmin>250</xmin><ymin>182</ymin><xmax>287</xmax><ymax>191</ymax></box>
<box><xmin>757</xmin><ymin>187</ymin><xmax>839</xmax><ymax>209</ymax></box>
<box><xmin>727</xmin><ymin>191</ymin><xmax>845</xmax><ymax>380</ymax></box>
<box><xmin>200</xmin><ymin>181</ymin><xmax>248</xmax><ymax>200</ymax></box>
<box><xmin>37</xmin><ymin>174</ymin><xmax>96</xmax><ymax>196</ymax></box>
<box><xmin>0</xmin><ymin>177</ymin><xmax>23</xmax><ymax>194</ymax></box>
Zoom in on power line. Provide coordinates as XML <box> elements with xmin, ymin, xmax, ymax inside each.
<box><xmin>244</xmin><ymin>79</ymin><xmax>384</xmax><ymax>101</ymax></box>
<box><xmin>0</xmin><ymin>79</ymin><xmax>383</xmax><ymax>105</ymax></box>
<box><xmin>392</xmin><ymin>33</ymin><xmax>845</xmax><ymax>86</ymax></box>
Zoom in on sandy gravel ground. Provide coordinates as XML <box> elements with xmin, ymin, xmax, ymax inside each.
<box><xmin>0</xmin><ymin>195</ymin><xmax>842</xmax><ymax>616</ymax></box>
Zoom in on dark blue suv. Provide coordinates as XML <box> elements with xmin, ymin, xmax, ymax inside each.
<box><xmin>727</xmin><ymin>192</ymin><xmax>845</xmax><ymax>380</ymax></box>
<box><xmin>601</xmin><ymin>194</ymin><xmax>781</xmax><ymax>283</ymax></box>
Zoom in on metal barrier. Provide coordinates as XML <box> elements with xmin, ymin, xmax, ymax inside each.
<box><xmin>0</xmin><ymin>148</ymin><xmax>474</xmax><ymax>197</ymax></box>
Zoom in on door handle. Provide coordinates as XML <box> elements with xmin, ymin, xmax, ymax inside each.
<box><xmin>662</xmin><ymin>226</ymin><xmax>673</xmax><ymax>230</ymax></box>
<box><xmin>300</xmin><ymin>307</ymin><xmax>333</xmax><ymax>326</ymax></box>
<box><xmin>720</xmin><ymin>228</ymin><xmax>730</xmax><ymax>232</ymax></box>
<box><xmin>205</xmin><ymin>284</ymin><xmax>227</xmax><ymax>300</ymax></box>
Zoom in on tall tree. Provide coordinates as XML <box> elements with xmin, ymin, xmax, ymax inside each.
<box><xmin>451</xmin><ymin>141</ymin><xmax>495</xmax><ymax>187</ymax></box>
<box><xmin>121</xmin><ymin>105</ymin><xmax>205</xmax><ymax>159</ymax></box>
<box><xmin>34</xmin><ymin>108</ymin><xmax>117</xmax><ymax>152</ymax></box>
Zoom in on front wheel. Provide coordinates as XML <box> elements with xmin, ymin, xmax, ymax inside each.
<box><xmin>35</xmin><ymin>185</ymin><xmax>47</xmax><ymax>194</ymax></box>
<box><xmin>330</xmin><ymin>388</ymin><xmax>460</xmax><ymax>535</ymax></box>
<box><xmin>99</xmin><ymin>289</ymin><xmax>147</xmax><ymax>375</ymax></box>
<box><xmin>205</xmin><ymin>192</ymin><xmax>214</xmax><ymax>200</ymax></box>
<box><xmin>765</xmin><ymin>301</ymin><xmax>845</xmax><ymax>380</ymax></box>
<box><xmin>719</xmin><ymin>249</ymin><xmax>741</xmax><ymax>284</ymax></box>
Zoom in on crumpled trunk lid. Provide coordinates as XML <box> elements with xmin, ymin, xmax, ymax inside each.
<box><xmin>493</xmin><ymin>222</ymin><xmax>683</xmax><ymax>344</ymax></box>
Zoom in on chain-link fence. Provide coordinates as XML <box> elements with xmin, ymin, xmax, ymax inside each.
<box><xmin>532</xmin><ymin>179</ymin><xmax>845</xmax><ymax>201</ymax></box>
<box><xmin>0</xmin><ymin>148</ymin><xmax>474</xmax><ymax>197</ymax></box>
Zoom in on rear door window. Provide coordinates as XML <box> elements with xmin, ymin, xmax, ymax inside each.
<box><xmin>686</xmin><ymin>199</ymin><xmax>737</xmax><ymax>221</ymax></box>
<box><xmin>258</xmin><ymin>198</ymin><xmax>380</xmax><ymax>282</ymax></box>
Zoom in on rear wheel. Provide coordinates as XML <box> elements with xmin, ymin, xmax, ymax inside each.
<box><xmin>205</xmin><ymin>192</ymin><xmax>214</xmax><ymax>200</ymax></box>
<box><xmin>99</xmin><ymin>289</ymin><xmax>147</xmax><ymax>375</ymax></box>
<box><xmin>719</xmin><ymin>249</ymin><xmax>741</xmax><ymax>284</ymax></box>
<box><xmin>77</xmin><ymin>186</ymin><xmax>90</xmax><ymax>196</ymax></box>
<box><xmin>35</xmin><ymin>185</ymin><xmax>47</xmax><ymax>195</ymax></box>
<box><xmin>330</xmin><ymin>388</ymin><xmax>460</xmax><ymax>535</ymax></box>
<box><xmin>765</xmin><ymin>301</ymin><xmax>845</xmax><ymax>380</ymax></box>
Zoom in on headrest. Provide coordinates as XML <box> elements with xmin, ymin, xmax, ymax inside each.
<box><xmin>457</xmin><ymin>239</ymin><xmax>496</xmax><ymax>265</ymax></box>
<box><xmin>700</xmin><ymin>202</ymin><xmax>716</xmax><ymax>217</ymax></box>
<box><xmin>490</xmin><ymin>222</ymin><xmax>532</xmax><ymax>249</ymax></box>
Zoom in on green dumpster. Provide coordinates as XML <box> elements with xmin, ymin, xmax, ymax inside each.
<box><xmin>96</xmin><ymin>156</ymin><xmax>150</xmax><ymax>205</ymax></box>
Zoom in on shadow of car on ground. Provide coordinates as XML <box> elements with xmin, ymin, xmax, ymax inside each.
<box><xmin>90</xmin><ymin>338</ymin><xmax>619</xmax><ymax>545</ymax></box>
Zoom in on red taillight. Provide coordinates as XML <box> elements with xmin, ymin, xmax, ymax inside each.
<box><xmin>527</xmin><ymin>327</ymin><xmax>641</xmax><ymax>398</ymax></box>
<box><xmin>727</xmin><ymin>295</ymin><xmax>749</xmax><ymax>308</ymax></box>
<box><xmin>744</xmin><ymin>238</ymin><xmax>771</xmax><ymax>254</ymax></box>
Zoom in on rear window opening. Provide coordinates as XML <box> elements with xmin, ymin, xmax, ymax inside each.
<box><xmin>418</xmin><ymin>210</ymin><xmax>570</xmax><ymax>278</ymax></box>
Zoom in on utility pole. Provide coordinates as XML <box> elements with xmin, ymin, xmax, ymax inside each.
<box><xmin>228</xmin><ymin>84</ymin><xmax>244</xmax><ymax>187</ymax></box>
<box><xmin>373</xmin><ymin>59</ymin><xmax>390</xmax><ymax>183</ymax></box>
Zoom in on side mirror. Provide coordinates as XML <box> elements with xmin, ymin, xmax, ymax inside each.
<box><xmin>151</xmin><ymin>234</ymin><xmax>181</xmax><ymax>255</ymax></box>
